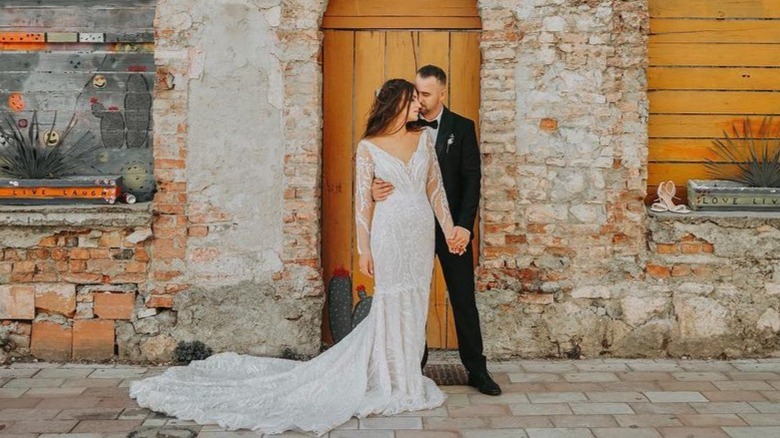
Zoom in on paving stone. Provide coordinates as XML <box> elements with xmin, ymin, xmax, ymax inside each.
<box><xmin>525</xmin><ymin>427</ymin><xmax>595</xmax><ymax>437</ymax></box>
<box><xmin>732</xmin><ymin>363</ymin><xmax>780</xmax><ymax>373</ymax></box>
<box><xmin>71</xmin><ymin>419</ymin><xmax>143</xmax><ymax>433</ymax></box>
<box><xmin>677</xmin><ymin>414</ymin><xmax>748</xmax><ymax>427</ymax></box>
<box><xmin>61</xmin><ymin>378</ymin><xmax>123</xmax><ymax>388</ymax></box>
<box><xmin>657</xmin><ymin>381</ymin><xmax>720</xmax><ymax>392</ymax></box>
<box><xmin>448</xmin><ymin>404</ymin><xmax>509</xmax><ymax>417</ymax></box>
<box><xmin>627</xmin><ymin>361</ymin><xmax>685</xmax><ymax>372</ymax></box>
<box><xmin>488</xmin><ymin>415</ymin><xmax>553</xmax><ymax>428</ymax></box>
<box><xmin>422</xmin><ymin>417</ymin><xmax>487</xmax><ymax>429</ymax></box>
<box><xmin>679</xmin><ymin>361</ymin><xmax>739</xmax><ymax>372</ymax></box>
<box><xmin>360</xmin><ymin>417</ymin><xmax>423</xmax><ymax>429</ymax></box>
<box><xmin>0</xmin><ymin>408</ymin><xmax>61</xmax><ymax>420</ymax></box>
<box><xmin>54</xmin><ymin>407</ymin><xmax>123</xmax><ymax>420</ymax></box>
<box><xmin>749</xmin><ymin>402</ymin><xmax>780</xmax><ymax>413</ymax></box>
<box><xmin>35</xmin><ymin>368</ymin><xmax>94</xmax><ymax>379</ymax></box>
<box><xmin>545</xmin><ymin>383</ymin><xmax>603</xmax><ymax>392</ymax></box>
<box><xmin>614</xmin><ymin>414</ymin><xmax>683</xmax><ymax>427</ymax></box>
<box><xmin>672</xmin><ymin>372</ymin><xmax>730</xmax><ymax>382</ymax></box>
<box><xmin>592</xmin><ymin>428</ymin><xmax>662</xmax><ymax>438</ymax></box>
<box><xmin>527</xmin><ymin>392</ymin><xmax>586</xmax><ymax>403</ymax></box>
<box><xmin>330</xmin><ymin>432</ymin><xmax>394</xmax><ymax>438</ymax></box>
<box><xmin>656</xmin><ymin>427</ymin><xmax>728</xmax><ymax>437</ymax></box>
<box><xmin>25</xmin><ymin>387</ymin><xmax>87</xmax><ymax>398</ymax></box>
<box><xmin>691</xmin><ymin>402</ymin><xmax>760</xmax><ymax>414</ymax></box>
<box><xmin>3</xmin><ymin>378</ymin><xmax>65</xmax><ymax>388</ymax></box>
<box><xmin>0</xmin><ymin>388</ymin><xmax>28</xmax><ymax>398</ymax></box>
<box><xmin>88</xmin><ymin>368</ymin><xmax>147</xmax><ymax>379</ymax></box>
<box><xmin>509</xmin><ymin>373</ymin><xmax>562</xmax><ymax>383</ymax></box>
<box><xmin>569</xmin><ymin>402</ymin><xmax>634</xmax><ymax>415</ymax></box>
<box><xmin>722</xmin><ymin>426</ymin><xmax>780</xmax><ymax>437</ymax></box>
<box><xmin>550</xmin><ymin>414</ymin><xmax>619</xmax><ymax>427</ymax></box>
<box><xmin>397</xmin><ymin>431</ymin><xmax>462</xmax><ymax>438</ymax></box>
<box><xmin>727</xmin><ymin>372</ymin><xmax>779</xmax><ymax>381</ymax></box>
<box><xmin>36</xmin><ymin>397</ymin><xmax>101</xmax><ymax>409</ymax></box>
<box><xmin>0</xmin><ymin>398</ymin><xmax>41</xmax><ymax>408</ymax></box>
<box><xmin>644</xmin><ymin>391</ymin><xmax>707</xmax><ymax>402</ymax></box>
<box><xmin>738</xmin><ymin>413</ymin><xmax>780</xmax><ymax>426</ymax></box>
<box><xmin>586</xmin><ymin>391</ymin><xmax>648</xmax><ymax>402</ymax></box>
<box><xmin>396</xmin><ymin>407</ymin><xmax>448</xmax><ymax>417</ymax></box>
<box><xmin>563</xmin><ymin>373</ymin><xmax>619</xmax><ymax>383</ymax></box>
<box><xmin>0</xmin><ymin>370</ymin><xmax>38</xmax><ymax>378</ymax></box>
<box><xmin>461</xmin><ymin>431</ymin><xmax>528</xmax><ymax>438</ymax></box>
<box><xmin>714</xmin><ymin>381</ymin><xmax>775</xmax><ymax>391</ymax></box>
<box><xmin>509</xmin><ymin>403</ymin><xmax>572</xmax><ymax>416</ymax></box>
<box><xmin>616</xmin><ymin>372</ymin><xmax>674</xmax><ymax>382</ymax></box>
<box><xmin>629</xmin><ymin>402</ymin><xmax>697</xmax><ymax>415</ymax></box>
<box><xmin>702</xmin><ymin>391</ymin><xmax>768</xmax><ymax>402</ymax></box>
<box><xmin>600</xmin><ymin>382</ymin><xmax>662</xmax><ymax>392</ymax></box>
<box><xmin>573</xmin><ymin>362</ymin><xmax>630</xmax><ymax>372</ymax></box>
<box><xmin>521</xmin><ymin>361</ymin><xmax>577</xmax><ymax>373</ymax></box>
<box><xmin>7</xmin><ymin>420</ymin><xmax>78</xmax><ymax>433</ymax></box>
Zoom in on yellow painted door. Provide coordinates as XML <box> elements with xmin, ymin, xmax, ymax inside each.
<box><xmin>321</xmin><ymin>29</ymin><xmax>481</xmax><ymax>349</ymax></box>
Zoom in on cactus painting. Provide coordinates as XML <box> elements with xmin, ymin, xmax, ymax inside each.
<box><xmin>124</xmin><ymin>73</ymin><xmax>151</xmax><ymax>148</ymax></box>
<box><xmin>327</xmin><ymin>268</ymin><xmax>353</xmax><ymax>344</ymax></box>
<box><xmin>351</xmin><ymin>284</ymin><xmax>372</xmax><ymax>329</ymax></box>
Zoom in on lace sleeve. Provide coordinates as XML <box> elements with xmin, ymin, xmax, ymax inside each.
<box><xmin>355</xmin><ymin>141</ymin><xmax>374</xmax><ymax>255</ymax></box>
<box><xmin>425</xmin><ymin>133</ymin><xmax>454</xmax><ymax>239</ymax></box>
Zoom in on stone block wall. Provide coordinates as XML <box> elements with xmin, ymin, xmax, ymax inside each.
<box><xmin>0</xmin><ymin>205</ymin><xmax>164</xmax><ymax>362</ymax></box>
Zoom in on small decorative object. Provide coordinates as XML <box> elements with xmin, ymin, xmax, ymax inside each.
<box><xmin>351</xmin><ymin>285</ymin><xmax>372</xmax><ymax>329</ymax></box>
<box><xmin>7</xmin><ymin>93</ymin><xmax>24</xmax><ymax>112</ymax></box>
<box><xmin>689</xmin><ymin>117</ymin><xmax>780</xmax><ymax>211</ymax></box>
<box><xmin>119</xmin><ymin>160</ymin><xmax>155</xmax><ymax>202</ymax></box>
<box><xmin>650</xmin><ymin>180</ymin><xmax>690</xmax><ymax>214</ymax></box>
<box><xmin>446</xmin><ymin>133</ymin><xmax>455</xmax><ymax>153</ymax></box>
<box><xmin>173</xmin><ymin>340</ymin><xmax>213</xmax><ymax>364</ymax></box>
<box><xmin>41</xmin><ymin>129</ymin><xmax>60</xmax><ymax>147</ymax></box>
<box><xmin>92</xmin><ymin>74</ymin><xmax>107</xmax><ymax>88</ymax></box>
<box><xmin>327</xmin><ymin>267</ymin><xmax>353</xmax><ymax>343</ymax></box>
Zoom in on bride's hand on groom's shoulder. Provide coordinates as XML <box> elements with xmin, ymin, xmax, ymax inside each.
<box><xmin>359</xmin><ymin>253</ymin><xmax>374</xmax><ymax>278</ymax></box>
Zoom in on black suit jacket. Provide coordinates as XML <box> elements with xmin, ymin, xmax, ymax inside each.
<box><xmin>433</xmin><ymin>107</ymin><xmax>481</xmax><ymax>234</ymax></box>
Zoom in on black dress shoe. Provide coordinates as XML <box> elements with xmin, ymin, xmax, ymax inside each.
<box><xmin>467</xmin><ymin>370</ymin><xmax>502</xmax><ymax>396</ymax></box>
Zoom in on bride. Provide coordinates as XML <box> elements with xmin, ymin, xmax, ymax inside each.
<box><xmin>129</xmin><ymin>78</ymin><xmax>461</xmax><ymax>435</ymax></box>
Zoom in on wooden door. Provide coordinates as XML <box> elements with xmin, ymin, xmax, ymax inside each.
<box><xmin>321</xmin><ymin>8</ymin><xmax>481</xmax><ymax>349</ymax></box>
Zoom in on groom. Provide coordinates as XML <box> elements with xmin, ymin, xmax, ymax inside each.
<box><xmin>372</xmin><ymin>65</ymin><xmax>501</xmax><ymax>396</ymax></box>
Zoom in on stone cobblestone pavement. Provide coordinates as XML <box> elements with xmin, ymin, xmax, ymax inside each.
<box><xmin>1</xmin><ymin>358</ymin><xmax>780</xmax><ymax>437</ymax></box>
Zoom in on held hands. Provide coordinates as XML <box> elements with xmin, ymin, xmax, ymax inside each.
<box><xmin>359</xmin><ymin>253</ymin><xmax>374</xmax><ymax>278</ymax></box>
<box><xmin>446</xmin><ymin>226</ymin><xmax>471</xmax><ymax>256</ymax></box>
<box><xmin>371</xmin><ymin>178</ymin><xmax>394</xmax><ymax>202</ymax></box>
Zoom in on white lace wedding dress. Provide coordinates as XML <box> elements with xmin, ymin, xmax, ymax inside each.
<box><xmin>129</xmin><ymin>131</ymin><xmax>455</xmax><ymax>435</ymax></box>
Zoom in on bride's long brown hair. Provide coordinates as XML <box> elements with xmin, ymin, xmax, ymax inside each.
<box><xmin>362</xmin><ymin>78</ymin><xmax>423</xmax><ymax>138</ymax></box>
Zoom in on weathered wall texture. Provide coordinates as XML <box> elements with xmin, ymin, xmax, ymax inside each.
<box><xmin>150</xmin><ymin>0</ymin><xmax>327</xmax><ymax>359</ymax></box>
<box><xmin>3</xmin><ymin>0</ymin><xmax>779</xmax><ymax>363</ymax></box>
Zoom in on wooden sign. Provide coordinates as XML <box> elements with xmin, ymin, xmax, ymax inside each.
<box><xmin>0</xmin><ymin>177</ymin><xmax>120</xmax><ymax>205</ymax></box>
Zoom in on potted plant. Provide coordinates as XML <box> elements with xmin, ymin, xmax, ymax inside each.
<box><xmin>0</xmin><ymin>111</ymin><xmax>120</xmax><ymax>205</ymax></box>
<box><xmin>688</xmin><ymin>116</ymin><xmax>780</xmax><ymax>211</ymax></box>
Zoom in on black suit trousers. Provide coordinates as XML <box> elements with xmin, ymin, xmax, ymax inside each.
<box><xmin>421</xmin><ymin>227</ymin><xmax>487</xmax><ymax>374</ymax></box>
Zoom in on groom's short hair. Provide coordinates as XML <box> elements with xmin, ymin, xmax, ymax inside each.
<box><xmin>417</xmin><ymin>65</ymin><xmax>447</xmax><ymax>86</ymax></box>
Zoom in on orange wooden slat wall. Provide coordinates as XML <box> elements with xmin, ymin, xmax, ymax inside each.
<box><xmin>648</xmin><ymin>0</ymin><xmax>780</xmax><ymax>204</ymax></box>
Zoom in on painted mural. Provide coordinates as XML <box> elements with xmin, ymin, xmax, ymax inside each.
<box><xmin>0</xmin><ymin>1</ymin><xmax>156</xmax><ymax>201</ymax></box>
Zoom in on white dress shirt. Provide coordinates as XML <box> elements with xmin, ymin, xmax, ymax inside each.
<box><xmin>423</xmin><ymin>107</ymin><xmax>444</xmax><ymax>145</ymax></box>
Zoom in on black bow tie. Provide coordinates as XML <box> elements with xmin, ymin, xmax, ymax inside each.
<box><xmin>418</xmin><ymin>118</ymin><xmax>438</xmax><ymax>129</ymax></box>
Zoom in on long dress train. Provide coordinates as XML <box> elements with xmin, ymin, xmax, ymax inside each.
<box><xmin>129</xmin><ymin>131</ymin><xmax>455</xmax><ymax>435</ymax></box>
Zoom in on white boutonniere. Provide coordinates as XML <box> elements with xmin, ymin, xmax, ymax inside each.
<box><xmin>446</xmin><ymin>134</ymin><xmax>455</xmax><ymax>153</ymax></box>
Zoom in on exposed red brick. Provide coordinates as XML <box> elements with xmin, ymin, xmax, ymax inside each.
<box><xmin>89</xmin><ymin>248</ymin><xmax>111</xmax><ymax>259</ymax></box>
<box><xmin>28</xmin><ymin>248</ymin><xmax>50</xmax><ymax>259</ymax></box>
<box><xmin>146</xmin><ymin>294</ymin><xmax>174</xmax><ymax>308</ymax></box>
<box><xmin>702</xmin><ymin>242</ymin><xmax>715</xmax><ymax>253</ymax></box>
<box><xmin>153</xmin><ymin>270</ymin><xmax>182</xmax><ymax>281</ymax></box>
<box><xmin>72</xmin><ymin>320</ymin><xmax>114</xmax><ymax>361</ymax></box>
<box><xmin>93</xmin><ymin>293</ymin><xmax>135</xmax><ymax>320</ymax></box>
<box><xmin>69</xmin><ymin>260</ymin><xmax>87</xmax><ymax>272</ymax></box>
<box><xmin>680</xmin><ymin>243</ymin><xmax>701</xmax><ymax>254</ymax></box>
<box><xmin>0</xmin><ymin>262</ymin><xmax>11</xmax><ymax>274</ymax></box>
<box><xmin>99</xmin><ymin>232</ymin><xmax>123</xmax><ymax>248</ymax></box>
<box><xmin>3</xmin><ymin>249</ymin><xmax>22</xmax><ymax>261</ymax></box>
<box><xmin>60</xmin><ymin>272</ymin><xmax>103</xmax><ymax>283</ymax></box>
<box><xmin>13</xmin><ymin>261</ymin><xmax>35</xmax><ymax>274</ymax></box>
<box><xmin>646</xmin><ymin>264</ymin><xmax>671</xmax><ymax>279</ymax></box>
<box><xmin>518</xmin><ymin>293</ymin><xmax>554</xmax><ymax>305</ymax></box>
<box><xmin>187</xmin><ymin>226</ymin><xmax>208</xmax><ymax>237</ymax></box>
<box><xmin>505</xmin><ymin>234</ymin><xmax>527</xmax><ymax>244</ymax></box>
<box><xmin>31</xmin><ymin>321</ymin><xmax>72</xmax><ymax>361</ymax></box>
<box><xmin>124</xmin><ymin>262</ymin><xmax>147</xmax><ymax>273</ymax></box>
<box><xmin>135</xmin><ymin>249</ymin><xmax>150</xmax><ymax>262</ymax></box>
<box><xmin>539</xmin><ymin>118</ymin><xmax>558</xmax><ymax>132</ymax></box>
<box><xmin>0</xmin><ymin>285</ymin><xmax>35</xmax><ymax>319</ymax></box>
<box><xmin>655</xmin><ymin>243</ymin><xmax>678</xmax><ymax>254</ymax></box>
<box><xmin>70</xmin><ymin>248</ymin><xmax>91</xmax><ymax>260</ymax></box>
<box><xmin>671</xmin><ymin>264</ymin><xmax>691</xmax><ymax>277</ymax></box>
<box><xmin>34</xmin><ymin>284</ymin><xmax>76</xmax><ymax>317</ymax></box>
<box><xmin>50</xmin><ymin>248</ymin><xmax>69</xmax><ymax>261</ymax></box>
<box><xmin>38</xmin><ymin>236</ymin><xmax>57</xmax><ymax>247</ymax></box>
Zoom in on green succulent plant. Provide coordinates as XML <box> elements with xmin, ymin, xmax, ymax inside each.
<box><xmin>706</xmin><ymin>116</ymin><xmax>780</xmax><ymax>188</ymax></box>
<box><xmin>0</xmin><ymin>111</ymin><xmax>101</xmax><ymax>179</ymax></box>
